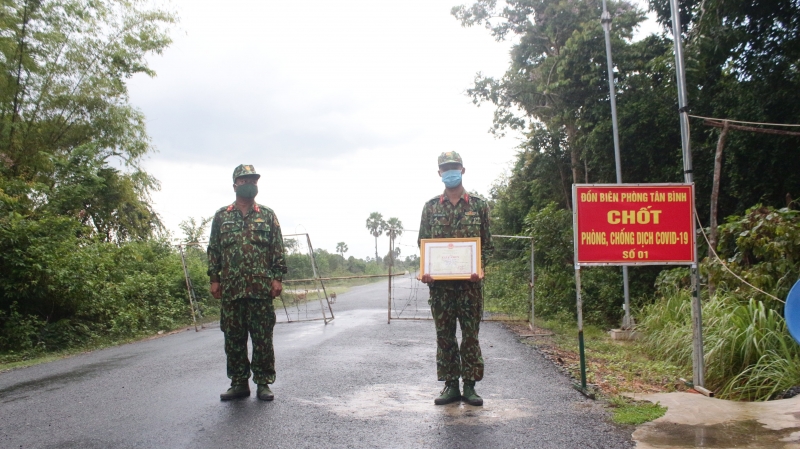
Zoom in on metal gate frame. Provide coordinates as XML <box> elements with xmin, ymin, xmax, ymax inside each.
<box><xmin>280</xmin><ymin>233</ymin><xmax>335</xmax><ymax>324</ymax></box>
<box><xmin>177</xmin><ymin>234</ymin><xmax>335</xmax><ymax>327</ymax></box>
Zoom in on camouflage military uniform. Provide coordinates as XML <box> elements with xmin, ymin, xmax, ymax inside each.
<box><xmin>418</xmin><ymin>189</ymin><xmax>493</xmax><ymax>382</ymax></box>
<box><xmin>208</xmin><ymin>190</ymin><xmax>287</xmax><ymax>386</ymax></box>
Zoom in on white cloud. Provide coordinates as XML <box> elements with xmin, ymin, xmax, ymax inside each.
<box><xmin>132</xmin><ymin>0</ymin><xmax>662</xmax><ymax>259</ymax></box>
<box><xmin>132</xmin><ymin>0</ymin><xmax>520</xmax><ymax>259</ymax></box>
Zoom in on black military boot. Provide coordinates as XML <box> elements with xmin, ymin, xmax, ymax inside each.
<box><xmin>434</xmin><ymin>381</ymin><xmax>461</xmax><ymax>405</ymax></box>
<box><xmin>256</xmin><ymin>384</ymin><xmax>274</xmax><ymax>401</ymax></box>
<box><xmin>462</xmin><ymin>380</ymin><xmax>483</xmax><ymax>406</ymax></box>
<box><xmin>220</xmin><ymin>383</ymin><xmax>250</xmax><ymax>401</ymax></box>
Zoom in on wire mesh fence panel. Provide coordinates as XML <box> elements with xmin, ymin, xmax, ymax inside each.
<box><xmin>389</xmin><ymin>236</ymin><xmax>533</xmax><ymax>322</ymax></box>
<box><xmin>277</xmin><ymin>233</ymin><xmax>333</xmax><ymax>324</ymax></box>
<box><xmin>390</xmin><ymin>272</ymin><xmax>432</xmax><ymax>320</ymax></box>
<box><xmin>277</xmin><ymin>279</ymin><xmax>332</xmax><ymax>323</ymax></box>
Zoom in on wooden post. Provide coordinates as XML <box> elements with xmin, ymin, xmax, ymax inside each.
<box><xmin>709</xmin><ymin>120</ymin><xmax>729</xmax><ymax>258</ymax></box>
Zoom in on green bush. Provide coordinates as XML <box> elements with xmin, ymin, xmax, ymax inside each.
<box><xmin>705</xmin><ymin>206</ymin><xmax>800</xmax><ymax>307</ymax></box>
<box><xmin>639</xmin><ymin>206</ymin><xmax>800</xmax><ymax>400</ymax></box>
<box><xmin>0</xmin><ymin>214</ymin><xmax>207</xmax><ymax>360</ymax></box>
<box><xmin>484</xmin><ymin>257</ymin><xmax>530</xmax><ymax>318</ymax></box>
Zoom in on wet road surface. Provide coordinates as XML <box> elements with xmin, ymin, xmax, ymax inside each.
<box><xmin>0</xmin><ymin>279</ymin><xmax>634</xmax><ymax>448</ymax></box>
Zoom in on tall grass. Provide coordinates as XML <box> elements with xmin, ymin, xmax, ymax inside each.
<box><xmin>639</xmin><ymin>206</ymin><xmax>800</xmax><ymax>401</ymax></box>
<box><xmin>640</xmin><ymin>280</ymin><xmax>800</xmax><ymax>400</ymax></box>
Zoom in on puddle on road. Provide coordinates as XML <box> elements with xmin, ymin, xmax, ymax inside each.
<box><xmin>635</xmin><ymin>420</ymin><xmax>800</xmax><ymax>448</ymax></box>
<box><xmin>302</xmin><ymin>383</ymin><xmax>534</xmax><ymax>425</ymax></box>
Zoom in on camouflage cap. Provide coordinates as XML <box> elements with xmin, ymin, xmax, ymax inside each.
<box><xmin>437</xmin><ymin>151</ymin><xmax>463</xmax><ymax>167</ymax></box>
<box><xmin>232</xmin><ymin>164</ymin><xmax>261</xmax><ymax>182</ymax></box>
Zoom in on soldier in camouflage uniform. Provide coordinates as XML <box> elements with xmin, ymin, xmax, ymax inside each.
<box><xmin>418</xmin><ymin>151</ymin><xmax>492</xmax><ymax>406</ymax></box>
<box><xmin>207</xmin><ymin>164</ymin><xmax>288</xmax><ymax>401</ymax></box>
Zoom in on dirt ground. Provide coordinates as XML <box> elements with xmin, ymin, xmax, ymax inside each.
<box><xmin>502</xmin><ymin>322</ymin><xmax>686</xmax><ymax>397</ymax></box>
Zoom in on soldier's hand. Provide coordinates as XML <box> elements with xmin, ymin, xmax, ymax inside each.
<box><xmin>271</xmin><ymin>280</ymin><xmax>283</xmax><ymax>297</ymax></box>
<box><xmin>419</xmin><ymin>273</ymin><xmax>434</xmax><ymax>284</ymax></box>
<box><xmin>470</xmin><ymin>270</ymin><xmax>484</xmax><ymax>283</ymax></box>
<box><xmin>210</xmin><ymin>282</ymin><xmax>221</xmax><ymax>299</ymax></box>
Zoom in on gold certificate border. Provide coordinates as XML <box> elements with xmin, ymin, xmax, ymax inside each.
<box><xmin>419</xmin><ymin>237</ymin><xmax>481</xmax><ymax>281</ymax></box>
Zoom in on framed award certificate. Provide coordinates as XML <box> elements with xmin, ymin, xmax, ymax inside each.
<box><xmin>419</xmin><ymin>238</ymin><xmax>481</xmax><ymax>280</ymax></box>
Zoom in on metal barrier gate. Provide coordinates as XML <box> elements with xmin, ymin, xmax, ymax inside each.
<box><xmin>177</xmin><ymin>234</ymin><xmax>334</xmax><ymax>326</ymax></box>
<box><xmin>279</xmin><ymin>233</ymin><xmax>334</xmax><ymax>324</ymax></box>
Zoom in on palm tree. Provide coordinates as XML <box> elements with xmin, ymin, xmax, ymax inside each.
<box><xmin>385</xmin><ymin>217</ymin><xmax>403</xmax><ymax>266</ymax></box>
<box><xmin>385</xmin><ymin>217</ymin><xmax>403</xmax><ymax>241</ymax></box>
<box><xmin>335</xmin><ymin>242</ymin><xmax>348</xmax><ymax>260</ymax></box>
<box><xmin>366</xmin><ymin>212</ymin><xmax>386</xmax><ymax>262</ymax></box>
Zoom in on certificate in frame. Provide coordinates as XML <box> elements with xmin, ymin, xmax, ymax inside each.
<box><xmin>419</xmin><ymin>238</ymin><xmax>481</xmax><ymax>280</ymax></box>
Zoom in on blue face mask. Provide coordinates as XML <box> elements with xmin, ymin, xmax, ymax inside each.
<box><xmin>441</xmin><ymin>169</ymin><xmax>462</xmax><ymax>188</ymax></box>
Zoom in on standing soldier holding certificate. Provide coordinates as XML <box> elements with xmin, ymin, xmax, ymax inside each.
<box><xmin>208</xmin><ymin>164</ymin><xmax>288</xmax><ymax>401</ymax></box>
<box><xmin>418</xmin><ymin>151</ymin><xmax>492</xmax><ymax>406</ymax></box>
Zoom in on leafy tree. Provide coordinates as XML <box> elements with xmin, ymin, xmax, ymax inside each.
<box><xmin>179</xmin><ymin>216</ymin><xmax>212</xmax><ymax>243</ymax></box>
<box><xmin>0</xmin><ymin>0</ymin><xmax>176</xmax><ymax>240</ymax></box>
<box><xmin>646</xmin><ymin>0</ymin><xmax>800</xmax><ymax>222</ymax></box>
<box><xmin>284</xmin><ymin>238</ymin><xmax>299</xmax><ymax>254</ymax></box>
<box><xmin>383</xmin><ymin>246</ymin><xmax>402</xmax><ymax>266</ymax></box>
<box><xmin>335</xmin><ymin>241</ymin><xmax>348</xmax><ymax>260</ymax></box>
<box><xmin>453</xmin><ymin>0</ymin><xmax>645</xmax><ymax>196</ymax></box>
<box><xmin>452</xmin><ymin>0</ymin><xmax>681</xmax><ymax>325</ymax></box>
<box><xmin>404</xmin><ymin>254</ymin><xmax>420</xmax><ymax>270</ymax></box>
<box><xmin>365</xmin><ymin>212</ymin><xmax>386</xmax><ymax>262</ymax></box>
<box><xmin>0</xmin><ymin>0</ymin><xmax>180</xmax><ymax>358</ymax></box>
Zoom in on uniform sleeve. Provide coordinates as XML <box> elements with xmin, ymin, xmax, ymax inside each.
<box><xmin>269</xmin><ymin>212</ymin><xmax>288</xmax><ymax>281</ymax></box>
<box><xmin>207</xmin><ymin>212</ymin><xmax>222</xmax><ymax>283</ymax></box>
<box><xmin>418</xmin><ymin>202</ymin><xmax>431</xmax><ymax>247</ymax></box>
<box><xmin>480</xmin><ymin>201</ymin><xmax>493</xmax><ymax>270</ymax></box>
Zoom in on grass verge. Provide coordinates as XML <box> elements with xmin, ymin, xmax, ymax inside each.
<box><xmin>505</xmin><ymin>317</ymin><xmax>685</xmax><ymax>425</ymax></box>
<box><xmin>607</xmin><ymin>396</ymin><xmax>667</xmax><ymax>425</ymax></box>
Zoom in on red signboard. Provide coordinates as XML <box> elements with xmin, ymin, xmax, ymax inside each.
<box><xmin>573</xmin><ymin>184</ymin><xmax>696</xmax><ymax>265</ymax></box>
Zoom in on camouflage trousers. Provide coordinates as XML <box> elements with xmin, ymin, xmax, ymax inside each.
<box><xmin>429</xmin><ymin>286</ymin><xmax>484</xmax><ymax>382</ymax></box>
<box><xmin>221</xmin><ymin>297</ymin><xmax>276</xmax><ymax>385</ymax></box>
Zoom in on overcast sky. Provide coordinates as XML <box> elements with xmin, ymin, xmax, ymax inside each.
<box><xmin>128</xmin><ymin>0</ymin><xmax>660</xmax><ymax>261</ymax></box>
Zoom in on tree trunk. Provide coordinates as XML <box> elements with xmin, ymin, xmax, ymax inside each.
<box><xmin>708</xmin><ymin>121</ymin><xmax>729</xmax><ymax>296</ymax></box>
<box><xmin>565</xmin><ymin>122</ymin><xmax>581</xmax><ymax>210</ymax></box>
<box><xmin>709</xmin><ymin>120</ymin><xmax>729</xmax><ymax>257</ymax></box>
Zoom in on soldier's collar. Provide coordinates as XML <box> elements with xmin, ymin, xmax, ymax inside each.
<box><xmin>226</xmin><ymin>202</ymin><xmax>261</xmax><ymax>213</ymax></box>
<box><xmin>439</xmin><ymin>190</ymin><xmax>469</xmax><ymax>204</ymax></box>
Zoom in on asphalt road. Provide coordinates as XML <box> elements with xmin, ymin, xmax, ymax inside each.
<box><xmin>0</xmin><ymin>279</ymin><xmax>634</xmax><ymax>448</ymax></box>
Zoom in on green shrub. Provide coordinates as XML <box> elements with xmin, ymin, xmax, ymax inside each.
<box><xmin>0</xmin><ymin>303</ymin><xmax>46</xmax><ymax>352</ymax></box>
<box><xmin>639</xmin><ymin>291</ymin><xmax>800</xmax><ymax>400</ymax></box>
<box><xmin>0</xmin><ymin>215</ymin><xmax>207</xmax><ymax>361</ymax></box>
<box><xmin>484</xmin><ymin>257</ymin><xmax>530</xmax><ymax>318</ymax></box>
<box><xmin>639</xmin><ymin>206</ymin><xmax>800</xmax><ymax>400</ymax></box>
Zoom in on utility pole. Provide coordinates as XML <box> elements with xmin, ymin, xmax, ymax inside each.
<box><xmin>601</xmin><ymin>0</ymin><xmax>632</xmax><ymax>331</ymax></box>
<box><xmin>669</xmin><ymin>0</ymin><xmax>704</xmax><ymax>387</ymax></box>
